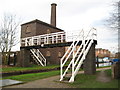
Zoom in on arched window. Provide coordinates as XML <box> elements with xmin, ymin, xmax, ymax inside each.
<box><xmin>46</xmin><ymin>51</ymin><xmax>50</xmax><ymax>56</ymax></box>
<box><xmin>47</xmin><ymin>29</ymin><xmax>51</xmax><ymax>34</ymax></box>
<box><xmin>25</xmin><ymin>26</ymin><xmax>31</xmax><ymax>33</ymax></box>
<box><xmin>58</xmin><ymin>52</ymin><xmax>62</xmax><ymax>57</ymax></box>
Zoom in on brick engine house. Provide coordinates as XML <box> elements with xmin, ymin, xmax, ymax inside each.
<box><xmin>19</xmin><ymin>3</ymin><xmax>66</xmax><ymax>66</ymax></box>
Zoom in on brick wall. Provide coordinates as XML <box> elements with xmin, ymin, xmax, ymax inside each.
<box><xmin>38</xmin><ymin>47</ymin><xmax>65</xmax><ymax>64</ymax></box>
<box><xmin>21</xmin><ymin>19</ymin><xmax>63</xmax><ymax>38</ymax></box>
<box><xmin>36</xmin><ymin>22</ymin><xmax>62</xmax><ymax>35</ymax></box>
<box><xmin>21</xmin><ymin>22</ymin><xmax>36</xmax><ymax>38</ymax></box>
<box><xmin>21</xmin><ymin>19</ymin><xmax>65</xmax><ymax>65</ymax></box>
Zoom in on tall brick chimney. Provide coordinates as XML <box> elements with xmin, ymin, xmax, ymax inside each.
<box><xmin>51</xmin><ymin>3</ymin><xmax>57</xmax><ymax>27</ymax></box>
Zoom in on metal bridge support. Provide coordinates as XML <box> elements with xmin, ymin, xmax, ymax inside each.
<box><xmin>20</xmin><ymin>48</ymin><xmax>30</xmax><ymax>67</ymax></box>
<box><xmin>84</xmin><ymin>43</ymin><xmax>96</xmax><ymax>75</ymax></box>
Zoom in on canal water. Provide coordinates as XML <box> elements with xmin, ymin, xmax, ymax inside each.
<box><xmin>96</xmin><ymin>58</ymin><xmax>112</xmax><ymax>67</ymax></box>
<box><xmin>97</xmin><ymin>62</ymin><xmax>112</xmax><ymax>67</ymax></box>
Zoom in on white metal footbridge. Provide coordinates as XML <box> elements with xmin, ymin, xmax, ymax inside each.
<box><xmin>21</xmin><ymin>28</ymin><xmax>97</xmax><ymax>82</ymax></box>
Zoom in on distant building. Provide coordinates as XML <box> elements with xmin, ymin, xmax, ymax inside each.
<box><xmin>115</xmin><ymin>52</ymin><xmax>120</xmax><ymax>58</ymax></box>
<box><xmin>95</xmin><ymin>48</ymin><xmax>111</xmax><ymax>58</ymax></box>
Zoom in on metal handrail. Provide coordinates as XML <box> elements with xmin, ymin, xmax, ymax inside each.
<box><xmin>60</xmin><ymin>29</ymin><xmax>84</xmax><ymax>80</ymax></box>
<box><xmin>60</xmin><ymin>28</ymin><xmax>97</xmax><ymax>82</ymax></box>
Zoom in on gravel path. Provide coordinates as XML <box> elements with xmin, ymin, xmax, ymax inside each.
<box><xmin>5</xmin><ymin>67</ymin><xmax>111</xmax><ymax>88</ymax></box>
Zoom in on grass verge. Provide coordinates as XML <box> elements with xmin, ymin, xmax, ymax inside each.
<box><xmin>2</xmin><ymin>64</ymin><xmax>60</xmax><ymax>73</ymax></box>
<box><xmin>70</xmin><ymin>69</ymin><xmax>118</xmax><ymax>88</ymax></box>
<box><xmin>2</xmin><ymin>63</ymin><xmax>111</xmax><ymax>73</ymax></box>
<box><xmin>3</xmin><ymin>70</ymin><xmax>60</xmax><ymax>82</ymax></box>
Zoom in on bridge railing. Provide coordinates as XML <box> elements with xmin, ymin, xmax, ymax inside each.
<box><xmin>21</xmin><ymin>29</ymin><xmax>97</xmax><ymax>47</ymax></box>
<box><xmin>21</xmin><ymin>31</ymin><xmax>66</xmax><ymax>47</ymax></box>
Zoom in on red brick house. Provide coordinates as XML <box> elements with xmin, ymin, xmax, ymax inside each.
<box><xmin>95</xmin><ymin>48</ymin><xmax>111</xmax><ymax>58</ymax></box>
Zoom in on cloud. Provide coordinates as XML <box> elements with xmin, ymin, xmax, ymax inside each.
<box><xmin>96</xmin><ymin>26</ymin><xmax>118</xmax><ymax>52</ymax></box>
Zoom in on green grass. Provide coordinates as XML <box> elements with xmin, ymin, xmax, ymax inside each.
<box><xmin>2</xmin><ymin>64</ymin><xmax>60</xmax><ymax>73</ymax></box>
<box><xmin>70</xmin><ymin>69</ymin><xmax>118</xmax><ymax>88</ymax></box>
<box><xmin>2</xmin><ymin>66</ymin><xmax>119</xmax><ymax>88</ymax></box>
<box><xmin>3</xmin><ymin>70</ymin><xmax>60</xmax><ymax>82</ymax></box>
<box><xmin>2</xmin><ymin>62</ymin><xmax>111</xmax><ymax>73</ymax></box>
<box><xmin>105</xmin><ymin>69</ymin><xmax>112</xmax><ymax>77</ymax></box>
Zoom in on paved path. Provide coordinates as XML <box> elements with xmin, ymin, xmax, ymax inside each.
<box><xmin>96</xmin><ymin>69</ymin><xmax>111</xmax><ymax>82</ymax></box>
<box><xmin>5</xmin><ymin>75</ymin><xmax>74</xmax><ymax>88</ymax></box>
<box><xmin>5</xmin><ymin>67</ymin><xmax>111</xmax><ymax>88</ymax></box>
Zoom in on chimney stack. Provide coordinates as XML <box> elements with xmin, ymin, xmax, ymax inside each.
<box><xmin>51</xmin><ymin>3</ymin><xmax>57</xmax><ymax>27</ymax></box>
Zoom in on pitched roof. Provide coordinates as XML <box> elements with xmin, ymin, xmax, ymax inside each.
<box><xmin>21</xmin><ymin>19</ymin><xmax>64</xmax><ymax>31</ymax></box>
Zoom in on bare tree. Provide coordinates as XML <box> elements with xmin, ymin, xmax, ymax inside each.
<box><xmin>106</xmin><ymin>1</ymin><xmax>120</xmax><ymax>31</ymax></box>
<box><xmin>0</xmin><ymin>13</ymin><xmax>21</xmax><ymax>65</ymax></box>
<box><xmin>105</xmin><ymin>1</ymin><xmax>120</xmax><ymax>54</ymax></box>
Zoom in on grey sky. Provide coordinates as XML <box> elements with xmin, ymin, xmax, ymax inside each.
<box><xmin>0</xmin><ymin>0</ymin><xmax>118</xmax><ymax>52</ymax></box>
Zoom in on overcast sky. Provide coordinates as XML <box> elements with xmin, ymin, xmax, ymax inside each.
<box><xmin>0</xmin><ymin>0</ymin><xmax>119</xmax><ymax>53</ymax></box>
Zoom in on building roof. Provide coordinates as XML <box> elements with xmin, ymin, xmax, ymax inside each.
<box><xmin>21</xmin><ymin>19</ymin><xmax>64</xmax><ymax>31</ymax></box>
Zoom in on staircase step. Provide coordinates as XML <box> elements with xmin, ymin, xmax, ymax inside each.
<box><xmin>30</xmin><ymin>49</ymin><xmax>46</xmax><ymax>66</ymax></box>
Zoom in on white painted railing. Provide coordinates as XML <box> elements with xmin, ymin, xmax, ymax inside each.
<box><xmin>60</xmin><ymin>30</ymin><xmax>84</xmax><ymax>81</ymax></box>
<box><xmin>21</xmin><ymin>32</ymin><xmax>66</xmax><ymax>47</ymax></box>
<box><xmin>26</xmin><ymin>39</ymin><xmax>46</xmax><ymax>66</ymax></box>
<box><xmin>20</xmin><ymin>30</ymin><xmax>89</xmax><ymax>47</ymax></box>
<box><xmin>60</xmin><ymin>28</ymin><xmax>97</xmax><ymax>82</ymax></box>
<box><xmin>30</xmin><ymin>49</ymin><xmax>46</xmax><ymax>66</ymax></box>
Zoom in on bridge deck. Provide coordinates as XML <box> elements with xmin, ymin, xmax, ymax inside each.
<box><xmin>20</xmin><ymin>40</ymin><xmax>97</xmax><ymax>49</ymax></box>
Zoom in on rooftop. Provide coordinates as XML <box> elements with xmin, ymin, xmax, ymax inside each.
<box><xmin>21</xmin><ymin>19</ymin><xmax>64</xmax><ymax>31</ymax></box>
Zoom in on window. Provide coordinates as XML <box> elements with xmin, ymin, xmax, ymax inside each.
<box><xmin>25</xmin><ymin>26</ymin><xmax>31</xmax><ymax>33</ymax></box>
<box><xmin>58</xmin><ymin>52</ymin><xmax>62</xmax><ymax>57</ymax></box>
<box><xmin>46</xmin><ymin>51</ymin><xmax>50</xmax><ymax>56</ymax></box>
<box><xmin>47</xmin><ymin>29</ymin><xmax>51</xmax><ymax>34</ymax></box>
